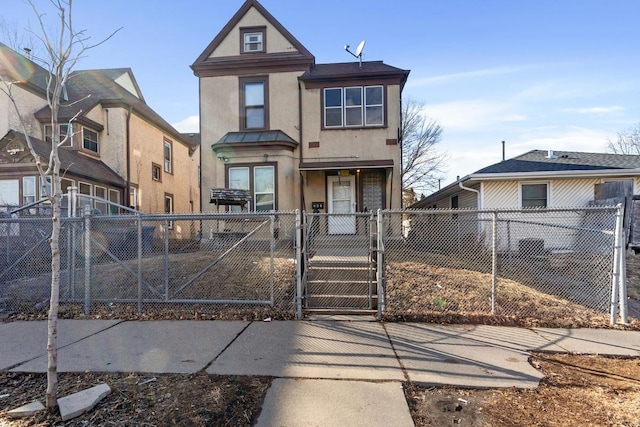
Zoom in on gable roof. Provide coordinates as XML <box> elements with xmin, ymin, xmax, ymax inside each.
<box><xmin>410</xmin><ymin>149</ymin><xmax>640</xmax><ymax>208</ymax></box>
<box><xmin>0</xmin><ymin>42</ymin><xmax>52</xmax><ymax>97</ymax></box>
<box><xmin>1</xmin><ymin>130</ymin><xmax>126</xmax><ymax>188</ymax></box>
<box><xmin>475</xmin><ymin>150</ymin><xmax>640</xmax><ymax>174</ymax></box>
<box><xmin>33</xmin><ymin>68</ymin><xmax>192</xmax><ymax>149</ymax></box>
<box><xmin>191</xmin><ymin>0</ymin><xmax>314</xmax><ymax>77</ymax></box>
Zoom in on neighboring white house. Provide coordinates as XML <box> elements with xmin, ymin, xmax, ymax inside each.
<box><xmin>412</xmin><ymin>149</ymin><xmax>640</xmax><ymax>210</ymax></box>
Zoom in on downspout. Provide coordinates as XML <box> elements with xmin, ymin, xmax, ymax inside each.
<box><xmin>459</xmin><ymin>181</ymin><xmax>480</xmax><ymax>209</ymax></box>
<box><xmin>125</xmin><ymin>106</ymin><xmax>132</xmax><ymax>208</ymax></box>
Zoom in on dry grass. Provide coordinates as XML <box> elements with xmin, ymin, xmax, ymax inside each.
<box><xmin>406</xmin><ymin>353</ymin><xmax>640</xmax><ymax>427</ymax></box>
<box><xmin>385</xmin><ymin>261</ymin><xmax>637</xmax><ymax>329</ymax></box>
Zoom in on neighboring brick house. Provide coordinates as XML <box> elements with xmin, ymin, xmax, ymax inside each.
<box><xmin>0</xmin><ymin>42</ymin><xmax>200</xmax><ymax>229</ymax></box>
<box><xmin>192</xmin><ymin>0</ymin><xmax>408</xmax><ymax>232</ymax></box>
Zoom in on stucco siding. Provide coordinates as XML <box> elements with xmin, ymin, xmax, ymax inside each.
<box><xmin>209</xmin><ymin>7</ymin><xmax>299</xmax><ymax>58</ymax></box>
<box><xmin>1</xmin><ymin>86</ymin><xmax>45</xmax><ymax>138</ymax></box>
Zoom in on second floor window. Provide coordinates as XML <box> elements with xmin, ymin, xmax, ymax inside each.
<box><xmin>44</xmin><ymin>124</ymin><xmax>72</xmax><ymax>145</ymax></box>
<box><xmin>240</xmin><ymin>77</ymin><xmax>268</xmax><ymax>130</ymax></box>
<box><xmin>324</xmin><ymin>85</ymin><xmax>384</xmax><ymax>128</ymax></box>
<box><xmin>164</xmin><ymin>139</ymin><xmax>172</xmax><ymax>173</ymax></box>
<box><xmin>82</xmin><ymin>128</ymin><xmax>99</xmax><ymax>153</ymax></box>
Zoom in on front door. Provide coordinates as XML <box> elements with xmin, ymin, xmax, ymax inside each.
<box><xmin>327</xmin><ymin>175</ymin><xmax>356</xmax><ymax>234</ymax></box>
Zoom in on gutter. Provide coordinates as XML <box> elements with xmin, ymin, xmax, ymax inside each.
<box><xmin>298</xmin><ymin>78</ymin><xmax>304</xmax><ymax>214</ymax></box>
<box><xmin>470</xmin><ymin>168</ymin><xmax>640</xmax><ymax>181</ymax></box>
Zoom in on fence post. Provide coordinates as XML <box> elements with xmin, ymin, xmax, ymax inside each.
<box><xmin>377</xmin><ymin>209</ymin><xmax>384</xmax><ymax>320</ymax></box>
<box><xmin>269</xmin><ymin>213</ymin><xmax>275</xmax><ymax>306</ymax></box>
<box><xmin>83</xmin><ymin>205</ymin><xmax>92</xmax><ymax>314</ymax></box>
<box><xmin>164</xmin><ymin>219</ymin><xmax>169</xmax><ymax>302</ymax></box>
<box><xmin>614</xmin><ymin>204</ymin><xmax>627</xmax><ymax>324</ymax></box>
<box><xmin>610</xmin><ymin>204</ymin><xmax>623</xmax><ymax>325</ymax></box>
<box><xmin>137</xmin><ymin>215</ymin><xmax>143</xmax><ymax>313</ymax></box>
<box><xmin>491</xmin><ymin>211</ymin><xmax>498</xmax><ymax>316</ymax></box>
<box><xmin>294</xmin><ymin>210</ymin><xmax>302</xmax><ymax>319</ymax></box>
<box><xmin>68</xmin><ymin>186</ymin><xmax>77</xmax><ymax>299</ymax></box>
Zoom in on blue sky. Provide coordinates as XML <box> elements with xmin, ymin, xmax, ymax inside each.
<box><xmin>4</xmin><ymin>0</ymin><xmax>640</xmax><ymax>193</ymax></box>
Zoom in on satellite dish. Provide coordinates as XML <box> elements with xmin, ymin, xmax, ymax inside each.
<box><xmin>344</xmin><ymin>40</ymin><xmax>366</xmax><ymax>67</ymax></box>
<box><xmin>354</xmin><ymin>40</ymin><xmax>366</xmax><ymax>58</ymax></box>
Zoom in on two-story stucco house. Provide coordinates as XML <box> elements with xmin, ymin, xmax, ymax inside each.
<box><xmin>192</xmin><ymin>0</ymin><xmax>408</xmax><ymax>232</ymax></box>
<box><xmin>0</xmin><ymin>43</ymin><xmax>200</xmax><ymax>228</ymax></box>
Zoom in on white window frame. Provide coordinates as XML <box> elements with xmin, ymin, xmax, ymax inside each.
<box><xmin>244</xmin><ymin>31</ymin><xmax>263</xmax><ymax>52</ymax></box>
<box><xmin>129</xmin><ymin>186</ymin><xmax>138</xmax><ymax>210</ymax></box>
<box><xmin>253</xmin><ymin>165</ymin><xmax>275</xmax><ymax>211</ymax></box>
<box><xmin>324</xmin><ymin>85</ymin><xmax>384</xmax><ymax>128</ymax></box>
<box><xmin>519</xmin><ymin>182</ymin><xmax>550</xmax><ymax>208</ymax></box>
<box><xmin>22</xmin><ymin>176</ymin><xmax>36</xmax><ymax>206</ymax></box>
<box><xmin>78</xmin><ymin>181</ymin><xmax>92</xmax><ymax>211</ymax></box>
<box><xmin>164</xmin><ymin>193</ymin><xmax>173</xmax><ymax>229</ymax></box>
<box><xmin>94</xmin><ymin>186</ymin><xmax>107</xmax><ymax>215</ymax></box>
<box><xmin>164</xmin><ymin>139</ymin><xmax>172</xmax><ymax>173</ymax></box>
<box><xmin>364</xmin><ymin>85</ymin><xmax>384</xmax><ymax>126</ymax></box>
<box><xmin>82</xmin><ymin>127</ymin><xmax>99</xmax><ymax>153</ymax></box>
<box><xmin>228</xmin><ymin>167</ymin><xmax>250</xmax><ymax>212</ymax></box>
<box><xmin>109</xmin><ymin>189</ymin><xmax>120</xmax><ymax>215</ymax></box>
<box><xmin>324</xmin><ymin>87</ymin><xmax>343</xmax><ymax>128</ymax></box>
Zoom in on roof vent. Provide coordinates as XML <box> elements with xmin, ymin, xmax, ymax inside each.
<box><xmin>547</xmin><ymin>149</ymin><xmax>557</xmax><ymax>159</ymax></box>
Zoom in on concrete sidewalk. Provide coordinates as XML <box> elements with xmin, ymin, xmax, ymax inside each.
<box><xmin>1</xmin><ymin>318</ymin><xmax>639</xmax><ymax>426</ymax></box>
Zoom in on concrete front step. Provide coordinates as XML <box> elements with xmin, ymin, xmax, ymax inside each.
<box><xmin>306</xmin><ymin>295</ymin><xmax>375</xmax><ymax>309</ymax></box>
<box><xmin>308</xmin><ymin>266</ymin><xmax>372</xmax><ymax>281</ymax></box>
<box><xmin>307</xmin><ymin>280</ymin><xmax>373</xmax><ymax>295</ymax></box>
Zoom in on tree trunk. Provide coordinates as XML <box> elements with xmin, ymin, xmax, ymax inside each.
<box><xmin>45</xmin><ymin>179</ymin><xmax>61</xmax><ymax>409</ymax></box>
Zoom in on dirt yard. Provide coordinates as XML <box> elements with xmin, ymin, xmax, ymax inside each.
<box><xmin>1</xmin><ymin>354</ymin><xmax>639</xmax><ymax>426</ymax></box>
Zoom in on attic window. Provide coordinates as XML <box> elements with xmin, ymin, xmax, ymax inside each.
<box><xmin>241</xmin><ymin>27</ymin><xmax>265</xmax><ymax>53</ymax></box>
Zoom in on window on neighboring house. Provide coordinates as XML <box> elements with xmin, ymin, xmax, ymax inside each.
<box><xmin>0</xmin><ymin>179</ymin><xmax>19</xmax><ymax>210</ymax></box>
<box><xmin>240</xmin><ymin>77</ymin><xmax>268</xmax><ymax>130</ymax></box>
<box><xmin>94</xmin><ymin>186</ymin><xmax>107</xmax><ymax>215</ymax></box>
<box><xmin>39</xmin><ymin>176</ymin><xmax>52</xmax><ymax>198</ymax></box>
<box><xmin>241</xmin><ymin>27</ymin><xmax>265</xmax><ymax>53</ymax></box>
<box><xmin>164</xmin><ymin>193</ymin><xmax>173</xmax><ymax>229</ymax></box>
<box><xmin>78</xmin><ymin>182</ymin><xmax>92</xmax><ymax>211</ymax></box>
<box><xmin>108</xmin><ymin>189</ymin><xmax>120</xmax><ymax>214</ymax></box>
<box><xmin>152</xmin><ymin>163</ymin><xmax>162</xmax><ymax>182</ymax></box>
<box><xmin>44</xmin><ymin>124</ymin><xmax>72</xmax><ymax>146</ymax></box>
<box><xmin>82</xmin><ymin>127</ymin><xmax>99</xmax><ymax>153</ymax></box>
<box><xmin>228</xmin><ymin>165</ymin><xmax>275</xmax><ymax>212</ymax></box>
<box><xmin>323</xmin><ymin>85</ymin><xmax>384</xmax><ymax>128</ymax></box>
<box><xmin>61</xmin><ymin>178</ymin><xmax>74</xmax><ymax>194</ymax></box>
<box><xmin>129</xmin><ymin>186</ymin><xmax>138</xmax><ymax>210</ymax></box>
<box><xmin>23</xmin><ymin>177</ymin><xmax>36</xmax><ymax>206</ymax></box>
<box><xmin>164</xmin><ymin>139</ymin><xmax>172</xmax><ymax>173</ymax></box>
<box><xmin>521</xmin><ymin>183</ymin><xmax>548</xmax><ymax>208</ymax></box>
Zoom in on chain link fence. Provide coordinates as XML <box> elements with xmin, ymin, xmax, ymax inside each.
<box><xmin>1</xmin><ymin>211</ymin><xmax>298</xmax><ymax>319</ymax></box>
<box><xmin>1</xmin><ymin>204</ymin><xmax>626</xmax><ymax>326</ymax></box>
<box><xmin>380</xmin><ymin>207</ymin><xmax>624</xmax><ymax>325</ymax></box>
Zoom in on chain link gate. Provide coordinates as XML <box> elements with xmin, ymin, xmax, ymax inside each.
<box><xmin>301</xmin><ymin>212</ymin><xmax>377</xmax><ymax>312</ymax></box>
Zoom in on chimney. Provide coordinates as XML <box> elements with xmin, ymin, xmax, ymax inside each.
<box><xmin>502</xmin><ymin>140</ymin><xmax>505</xmax><ymax>161</ymax></box>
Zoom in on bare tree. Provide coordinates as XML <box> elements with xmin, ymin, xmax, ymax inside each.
<box><xmin>607</xmin><ymin>122</ymin><xmax>640</xmax><ymax>155</ymax></box>
<box><xmin>401</xmin><ymin>99</ymin><xmax>448</xmax><ymax>206</ymax></box>
<box><xmin>0</xmin><ymin>17</ymin><xmax>41</xmax><ymax>59</ymax></box>
<box><xmin>0</xmin><ymin>0</ymin><xmax>119</xmax><ymax>409</ymax></box>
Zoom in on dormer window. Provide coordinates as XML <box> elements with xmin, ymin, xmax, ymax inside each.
<box><xmin>241</xmin><ymin>27</ymin><xmax>265</xmax><ymax>53</ymax></box>
<box><xmin>44</xmin><ymin>124</ymin><xmax>72</xmax><ymax>146</ymax></box>
<box><xmin>82</xmin><ymin>127</ymin><xmax>99</xmax><ymax>154</ymax></box>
